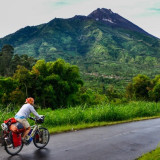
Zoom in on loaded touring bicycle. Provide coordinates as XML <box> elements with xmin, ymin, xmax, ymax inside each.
<box><xmin>0</xmin><ymin>115</ymin><xmax>50</xmax><ymax>155</ymax></box>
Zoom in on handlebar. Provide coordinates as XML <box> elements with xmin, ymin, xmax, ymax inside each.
<box><xmin>29</xmin><ymin>116</ymin><xmax>36</xmax><ymax>121</ymax></box>
<box><xmin>29</xmin><ymin>115</ymin><xmax>44</xmax><ymax>124</ymax></box>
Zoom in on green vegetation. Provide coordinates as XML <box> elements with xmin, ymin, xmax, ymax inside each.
<box><xmin>1</xmin><ymin>101</ymin><xmax>160</xmax><ymax>133</ymax></box>
<box><xmin>1</xmin><ymin>49</ymin><xmax>160</xmax><ymax>109</ymax></box>
<box><xmin>0</xmin><ymin>44</ymin><xmax>36</xmax><ymax>76</ymax></box>
<box><xmin>126</xmin><ymin>74</ymin><xmax>160</xmax><ymax>102</ymax></box>
<box><xmin>137</xmin><ymin>147</ymin><xmax>160</xmax><ymax>160</ymax></box>
<box><xmin>0</xmin><ymin>58</ymin><xmax>83</xmax><ymax>108</ymax></box>
<box><xmin>42</xmin><ymin>101</ymin><xmax>160</xmax><ymax>131</ymax></box>
<box><xmin>0</xmin><ymin>16</ymin><xmax>160</xmax><ymax>89</ymax></box>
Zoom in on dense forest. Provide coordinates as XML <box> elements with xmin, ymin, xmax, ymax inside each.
<box><xmin>0</xmin><ymin>45</ymin><xmax>36</xmax><ymax>77</ymax></box>
<box><xmin>1</xmin><ymin>45</ymin><xmax>160</xmax><ymax>110</ymax></box>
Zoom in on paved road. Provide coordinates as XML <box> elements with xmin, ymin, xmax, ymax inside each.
<box><xmin>1</xmin><ymin>118</ymin><xmax>160</xmax><ymax>160</ymax></box>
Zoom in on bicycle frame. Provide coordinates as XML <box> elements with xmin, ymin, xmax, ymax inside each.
<box><xmin>29</xmin><ymin>124</ymin><xmax>41</xmax><ymax>140</ymax></box>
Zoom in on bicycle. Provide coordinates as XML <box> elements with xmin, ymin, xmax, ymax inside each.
<box><xmin>0</xmin><ymin>116</ymin><xmax>50</xmax><ymax>155</ymax></box>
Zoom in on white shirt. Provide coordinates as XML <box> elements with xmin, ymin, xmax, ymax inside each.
<box><xmin>16</xmin><ymin>103</ymin><xmax>41</xmax><ymax>119</ymax></box>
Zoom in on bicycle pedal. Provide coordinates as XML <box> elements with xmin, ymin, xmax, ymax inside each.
<box><xmin>24</xmin><ymin>140</ymin><xmax>30</xmax><ymax>145</ymax></box>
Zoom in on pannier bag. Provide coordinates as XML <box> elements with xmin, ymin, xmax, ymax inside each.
<box><xmin>9</xmin><ymin>122</ymin><xmax>25</xmax><ymax>133</ymax></box>
<box><xmin>12</xmin><ymin>132</ymin><xmax>22</xmax><ymax>147</ymax></box>
<box><xmin>38</xmin><ymin>130</ymin><xmax>48</xmax><ymax>144</ymax></box>
<box><xmin>4</xmin><ymin>118</ymin><xmax>17</xmax><ymax>126</ymax></box>
<box><xmin>42</xmin><ymin>130</ymin><xmax>48</xmax><ymax>144</ymax></box>
<box><xmin>35</xmin><ymin>133</ymin><xmax>39</xmax><ymax>143</ymax></box>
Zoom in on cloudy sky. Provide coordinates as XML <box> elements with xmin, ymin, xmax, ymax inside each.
<box><xmin>0</xmin><ymin>0</ymin><xmax>160</xmax><ymax>38</ymax></box>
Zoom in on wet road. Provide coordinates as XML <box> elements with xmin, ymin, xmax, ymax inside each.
<box><xmin>1</xmin><ymin>118</ymin><xmax>160</xmax><ymax>160</ymax></box>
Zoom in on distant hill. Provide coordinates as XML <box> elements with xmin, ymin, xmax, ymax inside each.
<box><xmin>0</xmin><ymin>8</ymin><xmax>160</xmax><ymax>89</ymax></box>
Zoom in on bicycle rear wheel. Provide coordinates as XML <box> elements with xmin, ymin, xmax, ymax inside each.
<box><xmin>33</xmin><ymin>127</ymin><xmax>50</xmax><ymax>149</ymax></box>
<box><xmin>5</xmin><ymin>132</ymin><xmax>23</xmax><ymax>156</ymax></box>
<box><xmin>5</xmin><ymin>143</ymin><xmax>23</xmax><ymax>155</ymax></box>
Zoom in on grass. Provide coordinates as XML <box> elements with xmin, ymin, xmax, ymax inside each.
<box><xmin>41</xmin><ymin>101</ymin><xmax>160</xmax><ymax>132</ymax></box>
<box><xmin>47</xmin><ymin>116</ymin><xmax>160</xmax><ymax>134</ymax></box>
<box><xmin>137</xmin><ymin>146</ymin><xmax>160</xmax><ymax>160</ymax></box>
<box><xmin>1</xmin><ymin>101</ymin><xmax>160</xmax><ymax>133</ymax></box>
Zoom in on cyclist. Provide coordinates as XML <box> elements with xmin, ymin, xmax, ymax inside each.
<box><xmin>15</xmin><ymin>97</ymin><xmax>41</xmax><ymax>142</ymax></box>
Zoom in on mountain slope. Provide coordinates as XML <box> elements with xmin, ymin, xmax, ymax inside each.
<box><xmin>0</xmin><ymin>8</ymin><xmax>160</xmax><ymax>89</ymax></box>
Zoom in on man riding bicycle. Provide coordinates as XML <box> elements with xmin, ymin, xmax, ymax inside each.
<box><xmin>15</xmin><ymin>97</ymin><xmax>41</xmax><ymax>142</ymax></box>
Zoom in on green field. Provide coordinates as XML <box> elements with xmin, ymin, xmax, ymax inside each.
<box><xmin>137</xmin><ymin>147</ymin><xmax>160</xmax><ymax>160</ymax></box>
<box><xmin>1</xmin><ymin>101</ymin><xmax>160</xmax><ymax>133</ymax></box>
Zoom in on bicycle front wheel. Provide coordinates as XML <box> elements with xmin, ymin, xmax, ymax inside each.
<box><xmin>33</xmin><ymin>127</ymin><xmax>50</xmax><ymax>149</ymax></box>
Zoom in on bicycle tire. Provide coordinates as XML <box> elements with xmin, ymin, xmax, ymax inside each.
<box><xmin>33</xmin><ymin>127</ymin><xmax>50</xmax><ymax>149</ymax></box>
<box><xmin>5</xmin><ymin>132</ymin><xmax>23</xmax><ymax>156</ymax></box>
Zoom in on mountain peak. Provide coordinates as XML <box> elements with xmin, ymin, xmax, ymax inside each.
<box><xmin>89</xmin><ymin>8</ymin><xmax>113</xmax><ymax>15</ymax></box>
<box><xmin>88</xmin><ymin>8</ymin><xmax>148</xmax><ymax>35</ymax></box>
<box><xmin>88</xmin><ymin>8</ymin><xmax>115</xmax><ymax>21</ymax></box>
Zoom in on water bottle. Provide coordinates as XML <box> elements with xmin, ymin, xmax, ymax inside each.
<box><xmin>28</xmin><ymin>137</ymin><xmax>33</xmax><ymax>143</ymax></box>
<box><xmin>26</xmin><ymin>129</ymin><xmax>33</xmax><ymax>144</ymax></box>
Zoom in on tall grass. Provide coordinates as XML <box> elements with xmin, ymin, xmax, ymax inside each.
<box><xmin>0</xmin><ymin>104</ymin><xmax>18</xmax><ymax>123</ymax></box>
<box><xmin>37</xmin><ymin>101</ymin><xmax>160</xmax><ymax>128</ymax></box>
<box><xmin>0</xmin><ymin>101</ymin><xmax>160</xmax><ymax>131</ymax></box>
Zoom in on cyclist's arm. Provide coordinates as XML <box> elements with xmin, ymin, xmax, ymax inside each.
<box><xmin>30</xmin><ymin>106</ymin><xmax>41</xmax><ymax>119</ymax></box>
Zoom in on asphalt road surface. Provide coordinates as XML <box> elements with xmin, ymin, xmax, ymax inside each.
<box><xmin>1</xmin><ymin>118</ymin><xmax>160</xmax><ymax>160</ymax></box>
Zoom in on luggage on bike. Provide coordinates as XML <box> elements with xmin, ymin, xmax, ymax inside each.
<box><xmin>9</xmin><ymin>122</ymin><xmax>25</xmax><ymax>133</ymax></box>
<box><xmin>35</xmin><ymin>129</ymin><xmax>48</xmax><ymax>144</ymax></box>
<box><xmin>3</xmin><ymin>116</ymin><xmax>25</xmax><ymax>133</ymax></box>
<box><xmin>41</xmin><ymin>129</ymin><xmax>49</xmax><ymax>144</ymax></box>
<box><xmin>11</xmin><ymin>132</ymin><xmax>22</xmax><ymax>147</ymax></box>
<box><xmin>4</xmin><ymin>117</ymin><xmax>17</xmax><ymax>126</ymax></box>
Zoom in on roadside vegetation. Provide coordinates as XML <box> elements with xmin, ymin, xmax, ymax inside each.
<box><xmin>1</xmin><ymin>101</ymin><xmax>160</xmax><ymax>133</ymax></box>
<box><xmin>137</xmin><ymin>147</ymin><xmax>160</xmax><ymax>160</ymax></box>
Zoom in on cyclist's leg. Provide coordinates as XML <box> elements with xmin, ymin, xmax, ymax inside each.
<box><xmin>22</xmin><ymin>127</ymin><xmax>31</xmax><ymax>139</ymax></box>
<box><xmin>16</xmin><ymin>119</ymin><xmax>30</xmax><ymax>139</ymax></box>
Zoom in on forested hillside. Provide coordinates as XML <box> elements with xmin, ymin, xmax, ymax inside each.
<box><xmin>0</xmin><ymin>8</ymin><xmax>160</xmax><ymax>89</ymax></box>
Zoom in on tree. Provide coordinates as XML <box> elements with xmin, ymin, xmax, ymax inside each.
<box><xmin>126</xmin><ymin>74</ymin><xmax>151</xmax><ymax>100</ymax></box>
<box><xmin>9</xmin><ymin>88</ymin><xmax>25</xmax><ymax>105</ymax></box>
<box><xmin>34</xmin><ymin>59</ymin><xmax>84</xmax><ymax>108</ymax></box>
<box><xmin>0</xmin><ymin>45</ymin><xmax>37</xmax><ymax>76</ymax></box>
<box><xmin>12</xmin><ymin>59</ymin><xmax>83</xmax><ymax>108</ymax></box>
<box><xmin>148</xmin><ymin>75</ymin><xmax>160</xmax><ymax>102</ymax></box>
<box><xmin>0</xmin><ymin>45</ymin><xmax>14</xmax><ymax>76</ymax></box>
<box><xmin>0</xmin><ymin>77</ymin><xmax>18</xmax><ymax>104</ymax></box>
<box><xmin>149</xmin><ymin>81</ymin><xmax>160</xmax><ymax>102</ymax></box>
<box><xmin>13</xmin><ymin>65</ymin><xmax>31</xmax><ymax>97</ymax></box>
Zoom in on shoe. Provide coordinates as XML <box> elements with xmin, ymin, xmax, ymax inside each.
<box><xmin>22</xmin><ymin>137</ymin><xmax>31</xmax><ymax>145</ymax></box>
<box><xmin>22</xmin><ymin>137</ymin><xmax>29</xmax><ymax>144</ymax></box>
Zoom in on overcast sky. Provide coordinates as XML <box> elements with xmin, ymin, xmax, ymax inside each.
<box><xmin>0</xmin><ymin>0</ymin><xmax>160</xmax><ymax>38</ymax></box>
